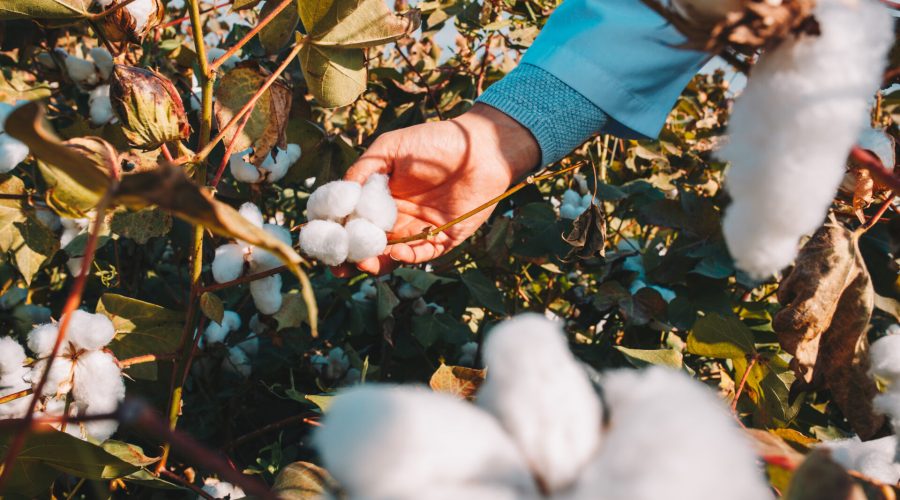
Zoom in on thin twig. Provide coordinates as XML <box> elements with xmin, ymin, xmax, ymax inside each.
<box><xmin>732</xmin><ymin>355</ymin><xmax>758</xmax><ymax>412</ymax></box>
<box><xmin>222</xmin><ymin>412</ymin><xmax>319</xmax><ymax>450</ymax></box>
<box><xmin>851</xmin><ymin>146</ymin><xmax>900</xmax><ymax>192</ymax></box>
<box><xmin>0</xmin><ymin>388</ymin><xmax>32</xmax><ymax>405</ymax></box>
<box><xmin>208</xmin><ymin>0</ymin><xmax>293</xmax><ymax>73</ymax></box>
<box><xmin>159</xmin><ymin>470</ymin><xmax>216</xmax><ymax>500</ymax></box>
<box><xmin>210</xmin><ymin>111</ymin><xmax>253</xmax><ymax>188</ymax></box>
<box><xmin>397</xmin><ymin>46</ymin><xmax>444</xmax><ymax>120</ymax></box>
<box><xmin>88</xmin><ymin>0</ymin><xmax>139</xmax><ymax>21</ymax></box>
<box><xmin>156</xmin><ymin>1</ymin><xmax>231</xmax><ymax>30</ymax></box>
<box><xmin>862</xmin><ymin>195</ymin><xmax>895</xmax><ymax>232</ymax></box>
<box><xmin>120</xmin><ymin>352</ymin><xmax>178</xmax><ymax>368</ymax></box>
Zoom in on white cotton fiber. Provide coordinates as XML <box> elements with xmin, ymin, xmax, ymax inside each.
<box><xmin>238</xmin><ymin>202</ymin><xmax>264</xmax><ymax>228</ymax></box>
<box><xmin>345</xmin><ymin>218</ymin><xmax>387</xmax><ymax>263</ymax></box>
<box><xmin>312</xmin><ymin>347</ymin><xmax>350</xmax><ymax>380</ymax></box>
<box><xmin>200</xmin><ymin>478</ymin><xmax>245</xmax><ymax>500</ymax></box>
<box><xmin>567</xmin><ymin>367</ymin><xmax>771</xmax><ymax>500</ymax></box>
<box><xmin>352</xmin><ymin>174</ymin><xmax>397</xmax><ymax>232</ymax></box>
<box><xmin>477</xmin><ymin>314</ymin><xmax>601</xmax><ymax>492</ymax></box>
<box><xmin>126</xmin><ymin>0</ymin><xmax>157</xmax><ymax>32</ymax></box>
<box><xmin>870</xmin><ymin>334</ymin><xmax>900</xmax><ymax>383</ymax></box>
<box><xmin>64</xmin><ymin>55</ymin><xmax>99</xmax><ymax>87</ymax></box>
<box><xmin>203</xmin><ymin>311</ymin><xmax>241</xmax><ymax>345</ymax></box>
<box><xmin>314</xmin><ymin>385</ymin><xmax>539</xmax><ymax>499</ymax></box>
<box><xmin>718</xmin><ymin>0</ymin><xmax>894</xmax><ymax>278</ymax></box>
<box><xmin>72</xmin><ymin>350</ymin><xmax>125</xmax><ymax>408</ymax></box>
<box><xmin>236</xmin><ymin>336</ymin><xmax>259</xmax><ymax>358</ymax></box>
<box><xmin>298</xmin><ymin>220</ymin><xmax>349</xmax><ymax>266</ymax></box>
<box><xmin>0</xmin><ymin>366</ymin><xmax>32</xmax><ymax>418</ymax></box>
<box><xmin>30</xmin><ymin>358</ymin><xmax>74</xmax><ymax>397</ymax></box>
<box><xmin>212</xmin><ymin>243</ymin><xmax>246</xmax><ymax>283</ymax></box>
<box><xmin>0</xmin><ymin>337</ymin><xmax>25</xmax><ymax>376</ymax></box>
<box><xmin>27</xmin><ymin>323</ymin><xmax>59</xmax><ymax>357</ymax></box>
<box><xmin>88</xmin><ymin>47</ymin><xmax>114</xmax><ymax>80</ymax></box>
<box><xmin>0</xmin><ymin>135</ymin><xmax>29</xmax><ymax>173</ymax></box>
<box><xmin>260</xmin><ymin>143</ymin><xmax>301</xmax><ymax>182</ymax></box>
<box><xmin>65</xmin><ymin>309</ymin><xmax>116</xmax><ymax>351</ymax></box>
<box><xmin>223</xmin><ymin>346</ymin><xmax>252</xmax><ymax>378</ymax></box>
<box><xmin>249</xmin><ymin>224</ymin><xmax>292</xmax><ymax>272</ymax></box>
<box><xmin>858</xmin><ymin>127</ymin><xmax>895</xmax><ymax>169</ymax></box>
<box><xmin>221</xmin><ymin>310</ymin><xmax>241</xmax><ymax>332</ymax></box>
<box><xmin>250</xmin><ymin>274</ymin><xmax>282</xmax><ymax>315</ymax></box>
<box><xmin>822</xmin><ymin>436</ymin><xmax>900</xmax><ymax>485</ymax></box>
<box><xmin>397</xmin><ymin>282</ymin><xmax>424</xmax><ymax>300</ymax></box>
<box><xmin>229</xmin><ymin>151</ymin><xmax>260</xmax><ymax>183</ymax></box>
<box><xmin>458</xmin><ymin>341</ymin><xmax>478</xmax><ymax>367</ymax></box>
<box><xmin>306</xmin><ymin>181</ymin><xmax>362</xmax><ymax>222</ymax></box>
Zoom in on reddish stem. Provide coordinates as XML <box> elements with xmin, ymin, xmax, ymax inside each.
<box><xmin>732</xmin><ymin>355</ymin><xmax>758</xmax><ymax>412</ymax></box>
<box><xmin>0</xmin><ymin>389</ymin><xmax>32</xmax><ymax>405</ymax></box>
<box><xmin>851</xmin><ymin>146</ymin><xmax>900</xmax><ymax>192</ymax></box>
<box><xmin>156</xmin><ymin>1</ymin><xmax>232</xmax><ymax>30</ymax></box>
<box><xmin>208</xmin><ymin>0</ymin><xmax>294</xmax><ymax>73</ymax></box>
<box><xmin>210</xmin><ymin>111</ymin><xmax>253</xmax><ymax>188</ymax></box>
<box><xmin>200</xmin><ymin>265</ymin><xmax>287</xmax><ymax>293</ymax></box>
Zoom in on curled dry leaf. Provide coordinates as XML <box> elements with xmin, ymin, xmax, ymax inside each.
<box><xmin>213</xmin><ymin>63</ymin><xmax>291</xmax><ymax>164</ymax></box>
<box><xmin>272</xmin><ymin>461</ymin><xmax>337</xmax><ymax>498</ymax></box>
<box><xmin>561</xmin><ymin>202</ymin><xmax>606</xmax><ymax>262</ymax></box>
<box><xmin>429</xmin><ymin>363</ymin><xmax>486</xmax><ymax>401</ymax></box>
<box><xmin>109</xmin><ymin>65</ymin><xmax>190</xmax><ymax>149</ymax></box>
<box><xmin>774</xmin><ymin>222</ymin><xmax>884</xmax><ymax>439</ymax></box>
<box><xmin>95</xmin><ymin>0</ymin><xmax>164</xmax><ymax>43</ymax></box>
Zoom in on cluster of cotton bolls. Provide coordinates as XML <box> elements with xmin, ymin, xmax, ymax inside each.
<box><xmin>314</xmin><ymin>314</ymin><xmax>770</xmax><ymax>500</ymax></box>
<box><xmin>210</xmin><ymin>203</ymin><xmax>289</xmax><ymax>315</ymax></box>
<box><xmin>617</xmin><ymin>240</ymin><xmax>676</xmax><ymax>303</ymax></box>
<box><xmin>298</xmin><ymin>175</ymin><xmax>398</xmax><ymax>266</ymax></box>
<box><xmin>819</xmin><ymin>325</ymin><xmax>900</xmax><ymax>484</ymax></box>
<box><xmin>200</xmin><ymin>310</ymin><xmax>259</xmax><ymax>378</ymax></box>
<box><xmin>37</xmin><ymin>47</ymin><xmax>117</xmax><ymax>126</ymax></box>
<box><xmin>200</xmin><ymin>477</ymin><xmax>244</xmax><ymax>500</ymax></box>
<box><xmin>559</xmin><ymin>188</ymin><xmax>595</xmax><ymax>220</ymax></box>
<box><xmin>0</xmin><ymin>101</ymin><xmax>30</xmax><ymax>173</ymax></box>
<box><xmin>229</xmin><ymin>144</ymin><xmax>302</xmax><ymax>184</ymax></box>
<box><xmin>311</xmin><ymin>347</ymin><xmax>360</xmax><ymax>386</ymax></box>
<box><xmin>718</xmin><ymin>0</ymin><xmax>893</xmax><ymax>279</ymax></box>
<box><xmin>0</xmin><ymin>310</ymin><xmax>125</xmax><ymax>442</ymax></box>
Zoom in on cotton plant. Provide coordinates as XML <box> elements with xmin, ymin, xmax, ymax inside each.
<box><xmin>559</xmin><ymin>188</ymin><xmax>594</xmax><ymax>220</ymax></box>
<box><xmin>200</xmin><ymin>310</ymin><xmax>260</xmax><ymax>378</ymax></box>
<box><xmin>60</xmin><ymin>216</ymin><xmax>92</xmax><ymax>275</ymax></box>
<box><xmin>311</xmin><ymin>347</ymin><xmax>359</xmax><ymax>386</ymax></box>
<box><xmin>618</xmin><ymin>240</ymin><xmax>676</xmax><ymax>303</ymax></box>
<box><xmin>350</xmin><ymin>278</ymin><xmax>378</xmax><ymax>302</ymax></box>
<box><xmin>88</xmin><ymin>84</ymin><xmax>116</xmax><ymax>126</ymax></box>
<box><xmin>210</xmin><ymin>202</ymin><xmax>291</xmax><ymax>315</ymax></box>
<box><xmin>718</xmin><ymin>0</ymin><xmax>893</xmax><ymax>278</ymax></box>
<box><xmin>199</xmin><ymin>477</ymin><xmax>245</xmax><ymax>500</ymax></box>
<box><xmin>299</xmin><ymin>175</ymin><xmax>398</xmax><ymax>266</ymax></box>
<box><xmin>229</xmin><ymin>144</ymin><xmax>302</xmax><ymax>184</ymax></box>
<box><xmin>314</xmin><ymin>314</ymin><xmax>770</xmax><ymax>500</ymax></box>
<box><xmin>0</xmin><ymin>101</ymin><xmax>30</xmax><ymax>173</ymax></box>
<box><xmin>819</xmin><ymin>326</ymin><xmax>900</xmax><ymax>484</ymax></box>
<box><xmin>0</xmin><ymin>310</ymin><xmax>126</xmax><ymax>442</ymax></box>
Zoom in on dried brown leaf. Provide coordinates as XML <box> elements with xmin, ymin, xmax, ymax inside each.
<box><xmin>561</xmin><ymin>203</ymin><xmax>606</xmax><ymax>262</ymax></box>
<box><xmin>429</xmin><ymin>363</ymin><xmax>485</xmax><ymax>401</ymax></box>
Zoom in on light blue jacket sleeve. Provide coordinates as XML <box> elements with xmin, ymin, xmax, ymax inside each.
<box><xmin>477</xmin><ymin>0</ymin><xmax>710</xmax><ymax>165</ymax></box>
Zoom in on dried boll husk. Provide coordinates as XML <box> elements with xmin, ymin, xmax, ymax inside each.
<box><xmin>109</xmin><ymin>65</ymin><xmax>190</xmax><ymax>149</ymax></box>
<box><xmin>95</xmin><ymin>0</ymin><xmax>165</xmax><ymax>43</ymax></box>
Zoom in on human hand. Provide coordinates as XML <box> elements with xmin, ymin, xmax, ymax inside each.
<box><xmin>333</xmin><ymin>103</ymin><xmax>540</xmax><ymax>276</ymax></box>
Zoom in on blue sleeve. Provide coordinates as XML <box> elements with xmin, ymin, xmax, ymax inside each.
<box><xmin>477</xmin><ymin>0</ymin><xmax>711</xmax><ymax>165</ymax></box>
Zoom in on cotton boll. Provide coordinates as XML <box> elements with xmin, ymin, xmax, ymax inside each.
<box><xmin>260</xmin><ymin>144</ymin><xmax>301</xmax><ymax>182</ymax></box>
<box><xmin>0</xmin><ymin>366</ymin><xmax>33</xmax><ymax>418</ymax></box>
<box><xmin>351</xmin><ymin>279</ymin><xmax>377</xmax><ymax>302</ymax></box>
<box><xmin>229</xmin><ymin>152</ymin><xmax>261</xmax><ymax>183</ymax></box>
<box><xmin>238</xmin><ymin>202</ymin><xmax>264</xmax><ymax>228</ymax></box>
<box><xmin>249</xmin><ymin>313</ymin><xmax>265</xmax><ymax>335</ymax></box>
<box><xmin>236</xmin><ymin>336</ymin><xmax>259</xmax><ymax>358</ymax></box>
<box><xmin>298</xmin><ymin>220</ymin><xmax>349</xmax><ymax>266</ymax></box>
<box><xmin>314</xmin><ymin>385</ymin><xmax>539</xmax><ymax>499</ymax></box>
<box><xmin>352</xmin><ymin>174</ymin><xmax>397</xmax><ymax>232</ymax></box>
<box><xmin>718</xmin><ymin>0</ymin><xmax>894</xmax><ymax>278</ymax></box>
<box><xmin>88</xmin><ymin>85</ymin><xmax>114</xmax><ymax>125</ymax></box>
<box><xmin>126</xmin><ymin>0</ymin><xmax>157</xmax><ymax>32</ymax></box>
<box><xmin>200</xmin><ymin>478</ymin><xmax>245</xmax><ymax>499</ymax></box>
<box><xmin>30</xmin><ymin>358</ymin><xmax>74</xmax><ymax>397</ymax></box>
<box><xmin>64</xmin><ymin>55</ymin><xmax>99</xmax><ymax>87</ymax></box>
<box><xmin>477</xmin><ymin>314</ymin><xmax>601</xmax><ymax>492</ymax></box>
<box><xmin>306</xmin><ymin>181</ymin><xmax>362</xmax><ymax>221</ymax></box>
<box><xmin>312</xmin><ymin>347</ymin><xmax>350</xmax><ymax>380</ymax></box>
<box><xmin>27</xmin><ymin>323</ymin><xmax>59</xmax><ymax>358</ymax></box>
<box><xmin>203</xmin><ymin>311</ymin><xmax>240</xmax><ymax>346</ymax></box>
<box><xmin>345</xmin><ymin>218</ymin><xmax>387</xmax><ymax>263</ymax></box>
<box><xmin>65</xmin><ymin>310</ymin><xmax>116</xmax><ymax>351</ymax></box>
<box><xmin>223</xmin><ymin>346</ymin><xmax>252</xmax><ymax>378</ymax></box>
<box><xmin>569</xmin><ymin>367</ymin><xmax>771</xmax><ymax>500</ymax></box>
<box><xmin>73</xmin><ymin>350</ymin><xmax>125</xmax><ymax>408</ymax></box>
<box><xmin>870</xmin><ymin>333</ymin><xmax>900</xmax><ymax>383</ymax></box>
<box><xmin>562</xmin><ymin>189</ymin><xmax>581</xmax><ymax>208</ymax></box>
<box><xmin>250</xmin><ymin>274</ymin><xmax>282</xmax><ymax>315</ymax></box>
<box><xmin>249</xmin><ymin>224</ymin><xmax>292</xmax><ymax>272</ymax></box>
<box><xmin>822</xmin><ymin>436</ymin><xmax>900</xmax><ymax>484</ymax></box>
<box><xmin>222</xmin><ymin>310</ymin><xmax>241</xmax><ymax>332</ymax></box>
<box><xmin>560</xmin><ymin>204</ymin><xmax>583</xmax><ymax>220</ymax></box>
<box><xmin>458</xmin><ymin>341</ymin><xmax>478</xmax><ymax>367</ymax></box>
<box><xmin>212</xmin><ymin>243</ymin><xmax>246</xmax><ymax>283</ymax></box>
<box><xmin>0</xmin><ymin>337</ymin><xmax>25</xmax><ymax>376</ymax></box>
<box><xmin>88</xmin><ymin>47</ymin><xmax>114</xmax><ymax>80</ymax></box>
<box><xmin>0</xmin><ymin>134</ymin><xmax>29</xmax><ymax>173</ymax></box>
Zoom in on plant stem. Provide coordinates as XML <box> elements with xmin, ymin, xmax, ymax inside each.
<box><xmin>208</xmin><ymin>0</ymin><xmax>294</xmax><ymax>73</ymax></box>
<box><xmin>210</xmin><ymin>111</ymin><xmax>253</xmax><ymax>188</ymax></box>
<box><xmin>397</xmin><ymin>46</ymin><xmax>444</xmax><ymax>120</ymax></box>
<box><xmin>159</xmin><ymin>470</ymin><xmax>216</xmax><ymax>500</ymax></box>
<box><xmin>156</xmin><ymin>1</ymin><xmax>231</xmax><ymax>30</ymax></box>
<box><xmin>732</xmin><ymin>355</ymin><xmax>758</xmax><ymax>412</ymax></box>
<box><xmin>0</xmin><ymin>388</ymin><xmax>32</xmax><ymax>405</ymax></box>
<box><xmin>862</xmin><ymin>195</ymin><xmax>895</xmax><ymax>233</ymax></box>
<box><xmin>120</xmin><ymin>352</ymin><xmax>178</xmax><ymax>368</ymax></box>
<box><xmin>88</xmin><ymin>0</ymin><xmax>138</xmax><ymax>21</ymax></box>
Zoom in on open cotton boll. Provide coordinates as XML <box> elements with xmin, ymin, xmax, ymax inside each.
<box><xmin>249</xmin><ymin>224</ymin><xmax>292</xmax><ymax>272</ymax></box>
<box><xmin>306</xmin><ymin>180</ymin><xmax>362</xmax><ymax>221</ymax></box>
<box><xmin>30</xmin><ymin>358</ymin><xmax>75</xmax><ymax>397</ymax></box>
<box><xmin>200</xmin><ymin>478</ymin><xmax>245</xmax><ymax>500</ymax></box>
<box><xmin>477</xmin><ymin>314</ymin><xmax>601</xmax><ymax>492</ymax></box>
<box><xmin>260</xmin><ymin>144</ymin><xmax>301</xmax><ymax>182</ymax></box>
<box><xmin>298</xmin><ymin>219</ymin><xmax>349</xmax><ymax>266</ymax></box>
<box><xmin>0</xmin><ymin>337</ymin><xmax>25</xmax><ymax>375</ymax></box>
<box><xmin>0</xmin><ymin>367</ymin><xmax>32</xmax><ymax>418</ymax></box>
<box><xmin>236</xmin><ymin>336</ymin><xmax>259</xmax><ymax>358</ymax></box>
<box><xmin>238</xmin><ymin>202</ymin><xmax>264</xmax><ymax>228</ymax></box>
<box><xmin>560</xmin><ymin>204</ymin><xmax>583</xmax><ymax>220</ymax></box>
<box><xmin>88</xmin><ymin>47</ymin><xmax>114</xmax><ymax>80</ymax></box>
<box><xmin>397</xmin><ymin>282</ymin><xmax>424</xmax><ymax>300</ymax></box>
<box><xmin>27</xmin><ymin>323</ymin><xmax>59</xmax><ymax>358</ymax></box>
<box><xmin>345</xmin><ymin>218</ymin><xmax>387</xmax><ymax>263</ymax></box>
<box><xmin>718</xmin><ymin>0</ymin><xmax>893</xmax><ymax>279</ymax></box>
<box><xmin>352</xmin><ymin>174</ymin><xmax>397</xmax><ymax>232</ymax></box>
<box><xmin>73</xmin><ymin>350</ymin><xmax>125</xmax><ymax>408</ymax></box>
<box><xmin>223</xmin><ymin>346</ymin><xmax>252</xmax><ymax>378</ymax></box>
<box><xmin>0</xmin><ymin>134</ymin><xmax>29</xmax><ymax>173</ymax></box>
<box><xmin>314</xmin><ymin>385</ymin><xmax>539</xmax><ymax>499</ymax></box>
<box><xmin>870</xmin><ymin>333</ymin><xmax>900</xmax><ymax>383</ymax></box>
<box><xmin>822</xmin><ymin>436</ymin><xmax>900</xmax><ymax>485</ymax></box>
<box><xmin>89</xmin><ymin>85</ymin><xmax>114</xmax><ymax>125</ymax></box>
<box><xmin>125</xmin><ymin>0</ymin><xmax>157</xmax><ymax>32</ymax></box>
<box><xmin>458</xmin><ymin>341</ymin><xmax>478</xmax><ymax>367</ymax></box>
<box><xmin>65</xmin><ymin>310</ymin><xmax>116</xmax><ymax>351</ymax></box>
<box><xmin>64</xmin><ymin>55</ymin><xmax>99</xmax><ymax>87</ymax></box>
<box><xmin>569</xmin><ymin>367</ymin><xmax>771</xmax><ymax>500</ymax></box>
<box><xmin>250</xmin><ymin>274</ymin><xmax>282</xmax><ymax>315</ymax></box>
<box><xmin>229</xmin><ymin>151</ymin><xmax>261</xmax><ymax>183</ymax></box>
<box><xmin>203</xmin><ymin>311</ymin><xmax>241</xmax><ymax>346</ymax></box>
<box><xmin>212</xmin><ymin>243</ymin><xmax>246</xmax><ymax>284</ymax></box>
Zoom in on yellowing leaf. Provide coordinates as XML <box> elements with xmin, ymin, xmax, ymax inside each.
<box><xmin>429</xmin><ymin>363</ymin><xmax>485</xmax><ymax>401</ymax></box>
<box><xmin>298</xmin><ymin>44</ymin><xmax>366</xmax><ymax>108</ymax></box>
<box><xmin>97</xmin><ymin>294</ymin><xmax>183</xmax><ymax>380</ymax></box>
<box><xmin>273</xmin><ymin>461</ymin><xmax>335</xmax><ymax>499</ymax></box>
<box><xmin>687</xmin><ymin>313</ymin><xmax>756</xmax><ymax>360</ymax></box>
<box><xmin>0</xmin><ymin>175</ymin><xmax>58</xmax><ymax>284</ymax></box>
<box><xmin>0</xmin><ymin>0</ymin><xmax>90</xmax><ymax>20</ymax></box>
<box><xmin>259</xmin><ymin>0</ymin><xmax>300</xmax><ymax>55</ymax></box>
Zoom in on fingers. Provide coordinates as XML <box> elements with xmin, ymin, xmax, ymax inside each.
<box><xmin>343</xmin><ymin>134</ymin><xmax>396</xmax><ymax>184</ymax></box>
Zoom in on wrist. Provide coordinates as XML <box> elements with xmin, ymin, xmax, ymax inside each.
<box><xmin>452</xmin><ymin>103</ymin><xmax>540</xmax><ymax>182</ymax></box>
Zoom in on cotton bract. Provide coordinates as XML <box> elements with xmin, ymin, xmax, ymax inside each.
<box><xmin>718</xmin><ymin>0</ymin><xmax>893</xmax><ymax>278</ymax></box>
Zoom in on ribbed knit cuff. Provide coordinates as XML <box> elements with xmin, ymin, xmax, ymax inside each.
<box><xmin>477</xmin><ymin>63</ymin><xmax>610</xmax><ymax>166</ymax></box>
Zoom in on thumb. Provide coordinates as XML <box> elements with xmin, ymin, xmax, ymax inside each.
<box><xmin>343</xmin><ymin>133</ymin><xmax>396</xmax><ymax>184</ymax></box>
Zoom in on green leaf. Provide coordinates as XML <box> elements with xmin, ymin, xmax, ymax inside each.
<box><xmin>298</xmin><ymin>44</ymin><xmax>366</xmax><ymax>108</ymax></box>
<box><xmin>260</xmin><ymin>0</ymin><xmax>300</xmax><ymax>55</ymax></box>
<box><xmin>97</xmin><ymin>294</ymin><xmax>183</xmax><ymax>380</ymax></box>
<box><xmin>461</xmin><ymin>269</ymin><xmax>506</xmax><ymax>315</ymax></box>
<box><xmin>273</xmin><ymin>461</ymin><xmax>334</xmax><ymax>499</ymax></box>
<box><xmin>0</xmin><ymin>0</ymin><xmax>90</xmax><ymax>20</ymax></box>
<box><xmin>109</xmin><ymin>207</ymin><xmax>172</xmax><ymax>244</ymax></box>
<box><xmin>0</xmin><ymin>176</ymin><xmax>58</xmax><ymax>285</ymax></box>
<box><xmin>284</xmin><ymin>119</ymin><xmax>357</xmax><ymax>186</ymax></box>
<box><xmin>393</xmin><ymin>268</ymin><xmax>456</xmax><ymax>292</ymax></box>
<box><xmin>686</xmin><ymin>313</ymin><xmax>756</xmax><ymax>359</ymax></box>
<box><xmin>199</xmin><ymin>292</ymin><xmax>225</xmax><ymax>325</ymax></box>
<box><xmin>411</xmin><ymin>313</ymin><xmax>470</xmax><ymax>347</ymax></box>
<box><xmin>615</xmin><ymin>346</ymin><xmax>684</xmax><ymax>368</ymax></box>
<box><xmin>101</xmin><ymin>440</ymin><xmax>159</xmax><ymax>467</ymax></box>
<box><xmin>375</xmin><ymin>280</ymin><xmax>399</xmax><ymax>322</ymax></box>
<box><xmin>272</xmin><ymin>293</ymin><xmax>309</xmax><ymax>330</ymax></box>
